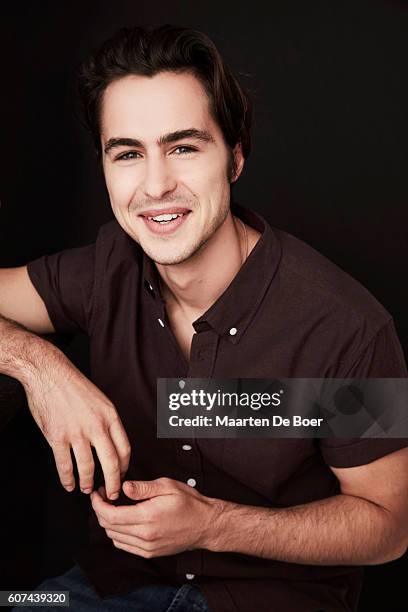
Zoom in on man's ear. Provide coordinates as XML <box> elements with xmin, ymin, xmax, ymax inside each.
<box><xmin>230</xmin><ymin>143</ymin><xmax>245</xmax><ymax>183</ymax></box>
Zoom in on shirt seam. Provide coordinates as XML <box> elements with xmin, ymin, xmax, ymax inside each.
<box><xmin>320</xmin><ymin>437</ymin><xmax>394</xmax><ymax>450</ymax></box>
<box><xmin>337</xmin><ymin>316</ymin><xmax>393</xmax><ymax>373</ymax></box>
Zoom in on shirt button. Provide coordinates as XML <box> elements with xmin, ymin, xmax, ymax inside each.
<box><xmin>229</xmin><ymin>327</ymin><xmax>237</xmax><ymax>336</ymax></box>
<box><xmin>148</xmin><ymin>283</ymin><xmax>154</xmax><ymax>291</ymax></box>
<box><xmin>187</xmin><ymin>478</ymin><xmax>196</xmax><ymax>487</ymax></box>
<box><xmin>182</xmin><ymin>444</ymin><xmax>192</xmax><ymax>451</ymax></box>
<box><xmin>186</xmin><ymin>573</ymin><xmax>195</xmax><ymax>580</ymax></box>
<box><xmin>158</xmin><ymin>318</ymin><xmax>165</xmax><ymax>327</ymax></box>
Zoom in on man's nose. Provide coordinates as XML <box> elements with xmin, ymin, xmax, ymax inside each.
<box><xmin>141</xmin><ymin>156</ymin><xmax>177</xmax><ymax>200</ymax></box>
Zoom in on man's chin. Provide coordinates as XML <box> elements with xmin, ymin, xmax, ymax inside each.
<box><xmin>149</xmin><ymin>252</ymin><xmax>194</xmax><ymax>266</ymax></box>
<box><xmin>141</xmin><ymin>231</ymin><xmax>211</xmax><ymax>266</ymax></box>
<box><xmin>142</xmin><ymin>244</ymin><xmax>196</xmax><ymax>266</ymax></box>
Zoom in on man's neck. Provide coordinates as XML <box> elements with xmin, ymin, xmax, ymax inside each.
<box><xmin>155</xmin><ymin>212</ymin><xmax>260</xmax><ymax>321</ymax></box>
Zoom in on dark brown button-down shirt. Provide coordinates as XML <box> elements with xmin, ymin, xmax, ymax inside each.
<box><xmin>27</xmin><ymin>204</ymin><xmax>407</xmax><ymax>612</ymax></box>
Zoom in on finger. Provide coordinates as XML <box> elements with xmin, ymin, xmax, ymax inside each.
<box><xmin>71</xmin><ymin>440</ymin><xmax>95</xmax><ymax>493</ymax></box>
<box><xmin>98</xmin><ymin>520</ymin><xmax>138</xmax><ymax>537</ymax></box>
<box><xmin>105</xmin><ymin>529</ymin><xmax>153</xmax><ymax>551</ymax></box>
<box><xmin>112</xmin><ymin>539</ymin><xmax>150</xmax><ymax>556</ymax></box>
<box><xmin>92</xmin><ymin>435</ymin><xmax>121</xmax><ymax>500</ymax></box>
<box><xmin>91</xmin><ymin>490</ymin><xmax>148</xmax><ymax>525</ymax></box>
<box><xmin>108</xmin><ymin>419</ymin><xmax>131</xmax><ymax>478</ymax></box>
<box><xmin>123</xmin><ymin>477</ymin><xmax>176</xmax><ymax>501</ymax></box>
<box><xmin>51</xmin><ymin>443</ymin><xmax>75</xmax><ymax>491</ymax></box>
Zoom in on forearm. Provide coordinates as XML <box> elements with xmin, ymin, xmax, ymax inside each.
<box><xmin>0</xmin><ymin>314</ymin><xmax>68</xmax><ymax>388</ymax></box>
<box><xmin>207</xmin><ymin>493</ymin><xmax>404</xmax><ymax>565</ymax></box>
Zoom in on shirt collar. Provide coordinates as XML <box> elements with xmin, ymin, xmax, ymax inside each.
<box><xmin>142</xmin><ymin>203</ymin><xmax>282</xmax><ymax>344</ymax></box>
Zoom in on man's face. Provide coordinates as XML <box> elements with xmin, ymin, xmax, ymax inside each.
<box><xmin>101</xmin><ymin>71</ymin><xmax>242</xmax><ymax>265</ymax></box>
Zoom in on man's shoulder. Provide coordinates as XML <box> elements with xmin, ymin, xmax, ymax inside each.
<box><xmin>273</xmin><ymin>227</ymin><xmax>391</xmax><ymax>332</ymax></box>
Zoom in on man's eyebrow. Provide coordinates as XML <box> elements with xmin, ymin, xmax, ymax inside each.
<box><xmin>104</xmin><ymin>137</ymin><xmax>142</xmax><ymax>154</ymax></box>
<box><xmin>103</xmin><ymin>129</ymin><xmax>215</xmax><ymax>155</ymax></box>
<box><xmin>158</xmin><ymin>128</ymin><xmax>215</xmax><ymax>146</ymax></box>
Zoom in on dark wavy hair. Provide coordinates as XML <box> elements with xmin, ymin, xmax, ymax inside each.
<box><xmin>77</xmin><ymin>24</ymin><xmax>252</xmax><ymax>181</ymax></box>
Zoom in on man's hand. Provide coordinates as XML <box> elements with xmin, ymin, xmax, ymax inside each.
<box><xmin>92</xmin><ymin>449</ymin><xmax>408</xmax><ymax>565</ymax></box>
<box><xmin>23</xmin><ymin>344</ymin><xmax>131</xmax><ymax>500</ymax></box>
<box><xmin>0</xmin><ymin>311</ymin><xmax>130</xmax><ymax>500</ymax></box>
<box><xmin>91</xmin><ymin>478</ymin><xmax>222</xmax><ymax>557</ymax></box>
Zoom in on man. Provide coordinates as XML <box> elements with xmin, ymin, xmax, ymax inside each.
<box><xmin>1</xmin><ymin>24</ymin><xmax>407</xmax><ymax>612</ymax></box>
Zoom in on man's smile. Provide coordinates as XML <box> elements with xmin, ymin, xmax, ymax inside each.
<box><xmin>139</xmin><ymin>209</ymin><xmax>192</xmax><ymax>235</ymax></box>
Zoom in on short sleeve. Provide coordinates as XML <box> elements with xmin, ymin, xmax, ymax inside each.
<box><xmin>26</xmin><ymin>244</ymin><xmax>96</xmax><ymax>335</ymax></box>
<box><xmin>319</xmin><ymin>319</ymin><xmax>408</xmax><ymax>468</ymax></box>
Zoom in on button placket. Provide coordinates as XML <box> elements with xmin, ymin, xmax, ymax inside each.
<box><xmin>176</xmin><ymin>439</ymin><xmax>200</xmax><ymax>470</ymax></box>
<box><xmin>176</xmin><ymin>549</ymin><xmax>202</xmax><ymax>580</ymax></box>
<box><xmin>188</xmin><ymin>330</ymin><xmax>220</xmax><ymax>378</ymax></box>
<box><xmin>173</xmin><ymin>330</ymin><xmax>217</xmax><ymax>584</ymax></box>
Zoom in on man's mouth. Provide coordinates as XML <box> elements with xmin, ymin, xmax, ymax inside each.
<box><xmin>139</xmin><ymin>208</ymin><xmax>192</xmax><ymax>234</ymax></box>
<box><xmin>147</xmin><ymin>212</ymin><xmax>185</xmax><ymax>224</ymax></box>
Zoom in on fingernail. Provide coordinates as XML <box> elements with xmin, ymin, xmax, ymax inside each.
<box><xmin>65</xmin><ymin>485</ymin><xmax>74</xmax><ymax>492</ymax></box>
<box><xmin>109</xmin><ymin>492</ymin><xmax>119</xmax><ymax>500</ymax></box>
<box><xmin>81</xmin><ymin>488</ymin><xmax>92</xmax><ymax>494</ymax></box>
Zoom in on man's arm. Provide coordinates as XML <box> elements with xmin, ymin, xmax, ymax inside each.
<box><xmin>91</xmin><ymin>447</ymin><xmax>408</xmax><ymax>565</ymax></box>
<box><xmin>0</xmin><ymin>266</ymin><xmax>55</xmax><ymax>334</ymax></box>
<box><xmin>0</xmin><ymin>267</ymin><xmax>131</xmax><ymax>499</ymax></box>
<box><xmin>206</xmin><ymin>446</ymin><xmax>408</xmax><ymax>565</ymax></box>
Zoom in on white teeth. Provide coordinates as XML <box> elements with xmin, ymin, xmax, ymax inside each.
<box><xmin>149</xmin><ymin>213</ymin><xmax>182</xmax><ymax>222</ymax></box>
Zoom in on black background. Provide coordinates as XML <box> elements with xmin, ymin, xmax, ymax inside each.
<box><xmin>0</xmin><ymin>1</ymin><xmax>407</xmax><ymax>610</ymax></box>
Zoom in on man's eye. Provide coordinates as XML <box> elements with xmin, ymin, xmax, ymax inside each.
<box><xmin>116</xmin><ymin>151</ymin><xmax>141</xmax><ymax>161</ymax></box>
<box><xmin>172</xmin><ymin>146</ymin><xmax>197</xmax><ymax>155</ymax></box>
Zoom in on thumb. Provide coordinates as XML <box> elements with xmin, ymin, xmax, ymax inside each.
<box><xmin>123</xmin><ymin>478</ymin><xmax>171</xmax><ymax>500</ymax></box>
